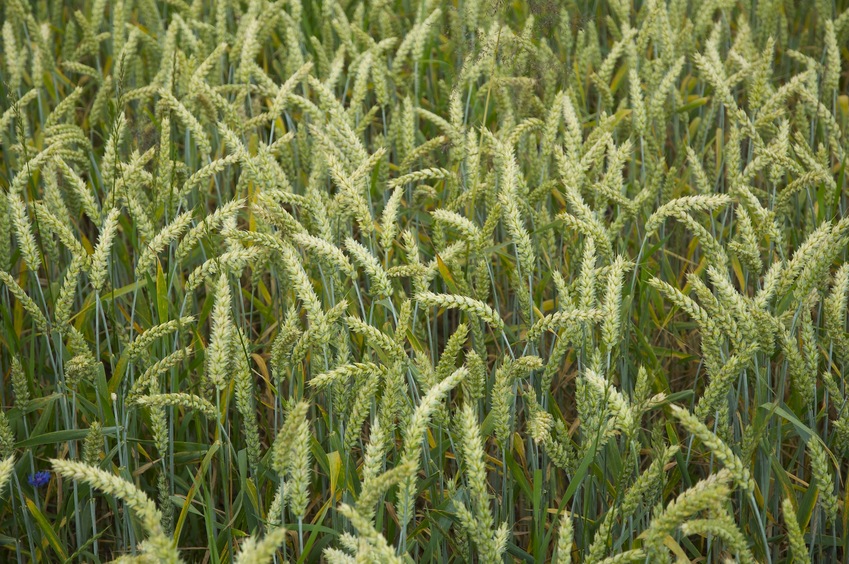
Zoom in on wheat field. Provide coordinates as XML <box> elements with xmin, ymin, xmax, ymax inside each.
<box><xmin>1</xmin><ymin>0</ymin><xmax>848</xmax><ymax>562</ymax></box>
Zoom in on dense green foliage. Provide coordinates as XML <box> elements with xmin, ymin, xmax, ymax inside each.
<box><xmin>1</xmin><ymin>0</ymin><xmax>849</xmax><ymax>562</ymax></box>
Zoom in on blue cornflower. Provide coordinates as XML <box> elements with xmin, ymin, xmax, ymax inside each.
<box><xmin>27</xmin><ymin>471</ymin><xmax>50</xmax><ymax>489</ymax></box>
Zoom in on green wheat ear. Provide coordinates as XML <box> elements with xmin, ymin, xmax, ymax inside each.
<box><xmin>234</xmin><ymin>527</ymin><xmax>288</xmax><ymax>564</ymax></box>
<box><xmin>0</xmin><ymin>457</ymin><xmax>15</xmax><ymax>498</ymax></box>
<box><xmin>50</xmin><ymin>459</ymin><xmax>182</xmax><ymax>563</ymax></box>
